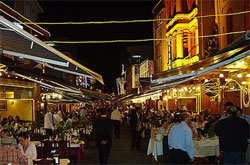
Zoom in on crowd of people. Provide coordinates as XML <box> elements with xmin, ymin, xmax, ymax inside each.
<box><xmin>0</xmin><ymin>101</ymin><xmax>249</xmax><ymax>164</ymax></box>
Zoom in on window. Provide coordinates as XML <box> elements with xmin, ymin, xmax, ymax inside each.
<box><xmin>227</xmin><ymin>9</ymin><xmax>233</xmax><ymax>45</ymax></box>
<box><xmin>183</xmin><ymin>32</ymin><xmax>188</xmax><ymax>58</ymax></box>
<box><xmin>168</xmin><ymin>40</ymin><xmax>172</xmax><ymax>70</ymax></box>
<box><xmin>181</xmin><ymin>0</ymin><xmax>188</xmax><ymax>13</ymax></box>
<box><xmin>5</xmin><ymin>87</ymin><xmax>14</xmax><ymax>99</ymax></box>
<box><xmin>16</xmin><ymin>88</ymin><xmax>32</xmax><ymax>99</ymax></box>
<box><xmin>156</xmin><ymin>27</ymin><xmax>162</xmax><ymax>46</ymax></box>
<box><xmin>172</xmin><ymin>36</ymin><xmax>177</xmax><ymax>60</ymax></box>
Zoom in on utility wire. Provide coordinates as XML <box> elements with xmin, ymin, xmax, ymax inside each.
<box><xmin>21</xmin><ymin>10</ymin><xmax>250</xmax><ymax>25</ymax></box>
<box><xmin>44</xmin><ymin>30</ymin><xmax>247</xmax><ymax>44</ymax></box>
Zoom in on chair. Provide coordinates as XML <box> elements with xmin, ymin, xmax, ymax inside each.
<box><xmin>56</xmin><ymin>140</ymin><xmax>70</xmax><ymax>158</ymax></box>
<box><xmin>193</xmin><ymin>157</ymin><xmax>210</xmax><ymax>164</ymax></box>
<box><xmin>41</xmin><ymin>140</ymin><xmax>53</xmax><ymax>158</ymax></box>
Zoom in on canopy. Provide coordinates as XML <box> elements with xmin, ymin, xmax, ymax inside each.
<box><xmin>0</xmin><ymin>16</ymin><xmax>104</xmax><ymax>84</ymax></box>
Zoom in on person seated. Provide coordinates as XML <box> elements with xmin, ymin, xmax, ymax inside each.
<box><xmin>0</xmin><ymin>129</ymin><xmax>17</xmax><ymax>149</ymax></box>
<box><xmin>18</xmin><ymin>132</ymin><xmax>37</xmax><ymax>161</ymax></box>
<box><xmin>0</xmin><ymin>136</ymin><xmax>27</xmax><ymax>164</ymax></box>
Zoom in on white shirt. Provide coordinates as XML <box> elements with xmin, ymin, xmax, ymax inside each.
<box><xmin>111</xmin><ymin>109</ymin><xmax>121</xmax><ymax>121</ymax></box>
<box><xmin>18</xmin><ymin>142</ymin><xmax>37</xmax><ymax>160</ymax></box>
<box><xmin>44</xmin><ymin>112</ymin><xmax>54</xmax><ymax>129</ymax></box>
<box><xmin>168</xmin><ymin>121</ymin><xmax>194</xmax><ymax>159</ymax></box>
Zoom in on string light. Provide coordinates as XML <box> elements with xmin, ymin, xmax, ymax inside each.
<box><xmin>45</xmin><ymin>30</ymin><xmax>247</xmax><ymax>44</ymax></box>
<box><xmin>219</xmin><ymin>73</ymin><xmax>224</xmax><ymax>78</ymax></box>
<box><xmin>246</xmin><ymin>74</ymin><xmax>250</xmax><ymax>78</ymax></box>
<box><xmin>20</xmin><ymin>10</ymin><xmax>250</xmax><ymax>25</ymax></box>
<box><xmin>237</xmin><ymin>73</ymin><xmax>242</xmax><ymax>78</ymax></box>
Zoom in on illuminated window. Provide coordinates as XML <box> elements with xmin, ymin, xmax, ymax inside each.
<box><xmin>168</xmin><ymin>40</ymin><xmax>172</xmax><ymax>70</ymax></box>
<box><xmin>5</xmin><ymin>87</ymin><xmax>14</xmax><ymax>99</ymax></box>
<box><xmin>183</xmin><ymin>32</ymin><xmax>188</xmax><ymax>58</ymax></box>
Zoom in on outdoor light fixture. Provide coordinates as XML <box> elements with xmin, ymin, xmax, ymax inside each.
<box><xmin>219</xmin><ymin>73</ymin><xmax>224</xmax><ymax>78</ymax></box>
<box><xmin>242</xmin><ymin>81</ymin><xmax>246</xmax><ymax>85</ymax></box>
<box><xmin>237</xmin><ymin>73</ymin><xmax>242</xmax><ymax>78</ymax></box>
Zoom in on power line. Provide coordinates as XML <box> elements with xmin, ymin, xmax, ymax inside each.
<box><xmin>21</xmin><ymin>10</ymin><xmax>250</xmax><ymax>25</ymax></box>
<box><xmin>44</xmin><ymin>30</ymin><xmax>247</xmax><ymax>44</ymax></box>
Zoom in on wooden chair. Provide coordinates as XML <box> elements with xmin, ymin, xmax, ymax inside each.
<box><xmin>41</xmin><ymin>140</ymin><xmax>53</xmax><ymax>158</ymax></box>
<box><xmin>56</xmin><ymin>140</ymin><xmax>70</xmax><ymax>158</ymax></box>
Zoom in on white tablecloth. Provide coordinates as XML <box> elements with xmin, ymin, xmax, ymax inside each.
<box><xmin>147</xmin><ymin>138</ymin><xmax>163</xmax><ymax>161</ymax></box>
<box><xmin>147</xmin><ymin>138</ymin><xmax>219</xmax><ymax>161</ymax></box>
<box><xmin>193</xmin><ymin>138</ymin><xmax>219</xmax><ymax>157</ymax></box>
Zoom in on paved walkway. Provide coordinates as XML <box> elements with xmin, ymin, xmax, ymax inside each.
<box><xmin>84</xmin><ymin>124</ymin><xmax>160</xmax><ymax>164</ymax></box>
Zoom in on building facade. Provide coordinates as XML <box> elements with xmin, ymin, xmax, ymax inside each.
<box><xmin>153</xmin><ymin>0</ymin><xmax>249</xmax><ymax>73</ymax></box>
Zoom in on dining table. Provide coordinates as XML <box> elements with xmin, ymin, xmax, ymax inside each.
<box><xmin>193</xmin><ymin>137</ymin><xmax>220</xmax><ymax>157</ymax></box>
<box><xmin>147</xmin><ymin>136</ymin><xmax>220</xmax><ymax>161</ymax></box>
<box><xmin>32</xmin><ymin>140</ymin><xmax>85</xmax><ymax>164</ymax></box>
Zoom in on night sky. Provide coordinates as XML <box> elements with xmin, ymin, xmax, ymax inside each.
<box><xmin>38</xmin><ymin>1</ymin><xmax>156</xmax><ymax>93</ymax></box>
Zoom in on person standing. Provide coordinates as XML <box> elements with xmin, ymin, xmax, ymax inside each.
<box><xmin>44</xmin><ymin>107</ymin><xmax>55</xmax><ymax>138</ymax></box>
<box><xmin>129</xmin><ymin>108</ymin><xmax>137</xmax><ymax>150</ymax></box>
<box><xmin>214</xmin><ymin>106</ymin><xmax>249</xmax><ymax>164</ymax></box>
<box><xmin>94</xmin><ymin>109</ymin><xmax>113</xmax><ymax>164</ymax></box>
<box><xmin>130</xmin><ymin>107</ymin><xmax>143</xmax><ymax>150</ymax></box>
<box><xmin>111</xmin><ymin>107</ymin><xmax>122</xmax><ymax>138</ymax></box>
<box><xmin>168</xmin><ymin>112</ymin><xmax>194</xmax><ymax>164</ymax></box>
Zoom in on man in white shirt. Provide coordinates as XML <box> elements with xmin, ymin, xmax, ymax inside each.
<box><xmin>44</xmin><ymin>107</ymin><xmax>55</xmax><ymax>137</ymax></box>
<box><xmin>168</xmin><ymin>112</ymin><xmax>194</xmax><ymax>164</ymax></box>
<box><xmin>111</xmin><ymin>107</ymin><xmax>122</xmax><ymax>138</ymax></box>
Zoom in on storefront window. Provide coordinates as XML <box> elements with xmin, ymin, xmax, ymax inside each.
<box><xmin>5</xmin><ymin>87</ymin><xmax>14</xmax><ymax>99</ymax></box>
<box><xmin>16</xmin><ymin>88</ymin><xmax>33</xmax><ymax>99</ymax></box>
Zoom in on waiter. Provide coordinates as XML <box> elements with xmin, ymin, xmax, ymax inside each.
<box><xmin>44</xmin><ymin>107</ymin><xmax>55</xmax><ymax>138</ymax></box>
<box><xmin>111</xmin><ymin>107</ymin><xmax>122</xmax><ymax>138</ymax></box>
<box><xmin>94</xmin><ymin>108</ymin><xmax>113</xmax><ymax>164</ymax></box>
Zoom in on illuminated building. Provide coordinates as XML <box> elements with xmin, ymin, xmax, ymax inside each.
<box><xmin>140</xmin><ymin>59</ymin><xmax>154</xmax><ymax>78</ymax></box>
<box><xmin>143</xmin><ymin>0</ymin><xmax>250</xmax><ymax>114</ymax></box>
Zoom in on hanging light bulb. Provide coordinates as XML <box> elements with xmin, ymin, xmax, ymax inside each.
<box><xmin>246</xmin><ymin>74</ymin><xmax>250</xmax><ymax>78</ymax></box>
<box><xmin>225</xmin><ymin>78</ymin><xmax>228</xmax><ymax>82</ymax></box>
<box><xmin>237</xmin><ymin>73</ymin><xmax>242</xmax><ymax>78</ymax></box>
<box><xmin>205</xmin><ymin>79</ymin><xmax>208</xmax><ymax>82</ymax></box>
<box><xmin>242</xmin><ymin>81</ymin><xmax>246</xmax><ymax>85</ymax></box>
<box><xmin>193</xmin><ymin>86</ymin><xmax>196</xmax><ymax>89</ymax></box>
<box><xmin>219</xmin><ymin>73</ymin><xmax>224</xmax><ymax>78</ymax></box>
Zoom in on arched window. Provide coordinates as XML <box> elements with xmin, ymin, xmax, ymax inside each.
<box><xmin>226</xmin><ymin>8</ymin><xmax>233</xmax><ymax>45</ymax></box>
<box><xmin>171</xmin><ymin>0</ymin><xmax>176</xmax><ymax>17</ymax></box>
<box><xmin>187</xmin><ymin>0</ymin><xmax>195</xmax><ymax>11</ymax></box>
<box><xmin>181</xmin><ymin>0</ymin><xmax>188</xmax><ymax>13</ymax></box>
